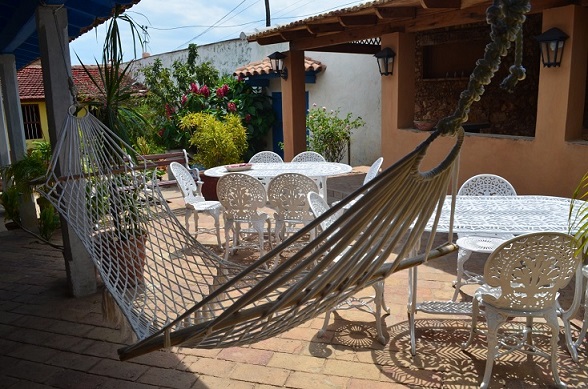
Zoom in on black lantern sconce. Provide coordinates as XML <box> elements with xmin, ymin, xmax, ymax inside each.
<box><xmin>535</xmin><ymin>27</ymin><xmax>568</xmax><ymax>68</ymax></box>
<box><xmin>374</xmin><ymin>47</ymin><xmax>396</xmax><ymax>76</ymax></box>
<box><xmin>268</xmin><ymin>51</ymin><xmax>288</xmax><ymax>80</ymax></box>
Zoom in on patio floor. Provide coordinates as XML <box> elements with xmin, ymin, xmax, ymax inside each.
<box><xmin>1</xmin><ymin>168</ymin><xmax>587</xmax><ymax>388</ymax></box>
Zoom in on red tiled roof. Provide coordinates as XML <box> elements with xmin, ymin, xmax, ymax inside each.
<box><xmin>17</xmin><ymin>64</ymin><xmax>143</xmax><ymax>101</ymax></box>
<box><xmin>234</xmin><ymin>57</ymin><xmax>325</xmax><ymax>78</ymax></box>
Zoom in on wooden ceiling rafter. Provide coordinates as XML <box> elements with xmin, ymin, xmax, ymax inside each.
<box><xmin>419</xmin><ymin>0</ymin><xmax>461</xmax><ymax>8</ymax></box>
<box><xmin>337</xmin><ymin>14</ymin><xmax>380</xmax><ymax>27</ymax></box>
<box><xmin>375</xmin><ymin>6</ymin><xmax>418</xmax><ymax>19</ymax></box>
<box><xmin>279</xmin><ymin>29</ymin><xmax>314</xmax><ymax>41</ymax></box>
<box><xmin>307</xmin><ymin>42</ymin><xmax>382</xmax><ymax>55</ymax></box>
<box><xmin>291</xmin><ymin>24</ymin><xmax>403</xmax><ymax>52</ymax></box>
<box><xmin>305</xmin><ymin>22</ymin><xmax>345</xmax><ymax>34</ymax></box>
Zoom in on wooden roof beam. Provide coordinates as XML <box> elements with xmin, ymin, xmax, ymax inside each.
<box><xmin>420</xmin><ymin>0</ymin><xmax>461</xmax><ymax>8</ymax></box>
<box><xmin>292</xmin><ymin>24</ymin><xmax>403</xmax><ymax>51</ymax></box>
<box><xmin>338</xmin><ymin>14</ymin><xmax>379</xmax><ymax>27</ymax></box>
<box><xmin>306</xmin><ymin>22</ymin><xmax>345</xmax><ymax>35</ymax></box>
<box><xmin>308</xmin><ymin>43</ymin><xmax>381</xmax><ymax>55</ymax></box>
<box><xmin>375</xmin><ymin>7</ymin><xmax>417</xmax><ymax>19</ymax></box>
<box><xmin>279</xmin><ymin>29</ymin><xmax>314</xmax><ymax>40</ymax></box>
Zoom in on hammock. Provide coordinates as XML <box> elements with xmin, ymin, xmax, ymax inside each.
<box><xmin>36</xmin><ymin>0</ymin><xmax>530</xmax><ymax>361</ymax></box>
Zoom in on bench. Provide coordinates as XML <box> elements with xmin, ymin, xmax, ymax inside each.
<box><xmin>139</xmin><ymin>149</ymin><xmax>190</xmax><ymax>187</ymax></box>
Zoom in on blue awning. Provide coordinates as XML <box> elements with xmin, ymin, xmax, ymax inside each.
<box><xmin>0</xmin><ymin>0</ymin><xmax>139</xmax><ymax>70</ymax></box>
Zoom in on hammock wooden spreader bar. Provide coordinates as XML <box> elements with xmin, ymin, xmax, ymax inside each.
<box><xmin>36</xmin><ymin>0</ymin><xmax>530</xmax><ymax>361</ymax></box>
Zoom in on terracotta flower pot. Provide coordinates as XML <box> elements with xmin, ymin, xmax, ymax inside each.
<box><xmin>200</xmin><ymin>173</ymin><xmax>219</xmax><ymax>201</ymax></box>
<box><xmin>98</xmin><ymin>232</ymin><xmax>147</xmax><ymax>286</ymax></box>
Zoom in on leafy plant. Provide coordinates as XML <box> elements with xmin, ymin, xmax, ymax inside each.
<box><xmin>0</xmin><ymin>187</ymin><xmax>20</xmax><ymax>223</ymax></box>
<box><xmin>0</xmin><ymin>141</ymin><xmax>60</xmax><ymax>239</ymax></box>
<box><xmin>569</xmin><ymin>171</ymin><xmax>588</xmax><ymax>255</ymax></box>
<box><xmin>306</xmin><ymin>104</ymin><xmax>365</xmax><ymax>162</ymax></box>
<box><xmin>78</xmin><ymin>6</ymin><xmax>147</xmax><ymax>149</ymax></box>
<box><xmin>181</xmin><ymin>112</ymin><xmax>248</xmax><ymax>167</ymax></box>
<box><xmin>140</xmin><ymin>49</ymin><xmax>274</xmax><ymax>156</ymax></box>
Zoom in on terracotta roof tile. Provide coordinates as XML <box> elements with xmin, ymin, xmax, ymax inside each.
<box><xmin>17</xmin><ymin>64</ymin><xmax>143</xmax><ymax>101</ymax></box>
<box><xmin>17</xmin><ymin>65</ymin><xmax>44</xmax><ymax>100</ymax></box>
<box><xmin>234</xmin><ymin>57</ymin><xmax>325</xmax><ymax>78</ymax></box>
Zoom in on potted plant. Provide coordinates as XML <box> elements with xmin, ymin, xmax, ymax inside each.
<box><xmin>306</xmin><ymin>104</ymin><xmax>365</xmax><ymax>163</ymax></box>
<box><xmin>179</xmin><ymin>112</ymin><xmax>248</xmax><ymax>200</ymax></box>
<box><xmin>78</xmin><ymin>8</ymin><xmax>150</xmax><ymax>285</ymax></box>
<box><xmin>0</xmin><ymin>141</ymin><xmax>60</xmax><ymax>239</ymax></box>
<box><xmin>95</xmin><ymin>171</ymin><xmax>149</xmax><ymax>285</ymax></box>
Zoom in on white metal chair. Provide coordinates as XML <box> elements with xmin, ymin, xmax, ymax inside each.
<box><xmin>462</xmin><ymin>232</ymin><xmax>580</xmax><ymax>389</ymax></box>
<box><xmin>452</xmin><ymin>174</ymin><xmax>517</xmax><ymax>301</ymax></box>
<box><xmin>267</xmin><ymin>173</ymin><xmax>319</xmax><ymax>251</ymax></box>
<box><xmin>291</xmin><ymin>151</ymin><xmax>326</xmax><ymax>162</ymax></box>
<box><xmin>216</xmin><ymin>173</ymin><xmax>271</xmax><ymax>261</ymax></box>
<box><xmin>169</xmin><ymin>162</ymin><xmax>223</xmax><ymax>247</ymax></box>
<box><xmin>249</xmin><ymin>151</ymin><xmax>284</xmax><ymax>163</ymax></box>
<box><xmin>308</xmin><ymin>191</ymin><xmax>390</xmax><ymax>344</ymax></box>
<box><xmin>291</xmin><ymin>151</ymin><xmax>327</xmax><ymax>193</ymax></box>
<box><xmin>563</xmin><ymin>263</ymin><xmax>588</xmax><ymax>362</ymax></box>
<box><xmin>333</xmin><ymin>157</ymin><xmax>383</xmax><ymax>209</ymax></box>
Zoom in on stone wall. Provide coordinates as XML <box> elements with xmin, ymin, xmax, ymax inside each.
<box><xmin>414</xmin><ymin>14</ymin><xmax>542</xmax><ymax>136</ymax></box>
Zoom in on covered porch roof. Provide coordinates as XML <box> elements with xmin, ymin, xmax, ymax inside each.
<box><xmin>0</xmin><ymin>0</ymin><xmax>140</xmax><ymax>70</ymax></box>
<box><xmin>246</xmin><ymin>0</ymin><xmax>575</xmax><ymax>53</ymax></box>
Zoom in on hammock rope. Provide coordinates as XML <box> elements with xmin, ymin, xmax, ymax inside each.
<box><xmin>36</xmin><ymin>0</ymin><xmax>530</xmax><ymax>361</ymax></box>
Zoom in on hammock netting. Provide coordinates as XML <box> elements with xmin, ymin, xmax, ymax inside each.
<box><xmin>36</xmin><ymin>0</ymin><xmax>530</xmax><ymax>361</ymax></box>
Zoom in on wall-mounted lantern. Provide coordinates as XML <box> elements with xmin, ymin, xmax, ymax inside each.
<box><xmin>374</xmin><ymin>47</ymin><xmax>396</xmax><ymax>76</ymax></box>
<box><xmin>535</xmin><ymin>27</ymin><xmax>568</xmax><ymax>68</ymax></box>
<box><xmin>268</xmin><ymin>51</ymin><xmax>288</xmax><ymax>79</ymax></box>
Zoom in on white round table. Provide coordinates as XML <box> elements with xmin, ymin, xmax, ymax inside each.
<box><xmin>204</xmin><ymin>162</ymin><xmax>352</xmax><ymax>198</ymax></box>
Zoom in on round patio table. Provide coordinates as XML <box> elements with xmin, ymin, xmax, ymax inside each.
<box><xmin>204</xmin><ymin>161</ymin><xmax>352</xmax><ymax>198</ymax></box>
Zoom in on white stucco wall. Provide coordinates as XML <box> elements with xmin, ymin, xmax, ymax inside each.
<box><xmin>129</xmin><ymin>39</ymin><xmax>381</xmax><ymax>166</ymax></box>
<box><xmin>303</xmin><ymin>52</ymin><xmax>381</xmax><ymax>166</ymax></box>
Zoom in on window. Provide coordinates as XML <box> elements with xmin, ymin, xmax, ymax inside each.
<box><xmin>21</xmin><ymin>104</ymin><xmax>43</xmax><ymax>140</ymax></box>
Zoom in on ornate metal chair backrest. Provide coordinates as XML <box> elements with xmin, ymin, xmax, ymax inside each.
<box><xmin>267</xmin><ymin>173</ymin><xmax>319</xmax><ymax>223</ymax></box>
<box><xmin>458</xmin><ymin>174</ymin><xmax>516</xmax><ymax>197</ymax></box>
<box><xmin>249</xmin><ymin>151</ymin><xmax>284</xmax><ymax>163</ymax></box>
<box><xmin>217</xmin><ymin>173</ymin><xmax>267</xmax><ymax>221</ymax></box>
<box><xmin>307</xmin><ymin>191</ymin><xmax>341</xmax><ymax>232</ymax></box>
<box><xmin>291</xmin><ymin>151</ymin><xmax>326</xmax><ymax>163</ymax></box>
<box><xmin>169</xmin><ymin>162</ymin><xmax>204</xmax><ymax>203</ymax></box>
<box><xmin>268</xmin><ymin>173</ymin><xmax>319</xmax><ymax>247</ymax></box>
<box><xmin>482</xmin><ymin>232</ymin><xmax>579</xmax><ymax>311</ymax></box>
<box><xmin>363</xmin><ymin>157</ymin><xmax>384</xmax><ymax>185</ymax></box>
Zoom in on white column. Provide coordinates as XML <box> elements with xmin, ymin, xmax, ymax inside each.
<box><xmin>36</xmin><ymin>5</ymin><xmax>96</xmax><ymax>297</ymax></box>
<box><xmin>0</xmin><ymin>54</ymin><xmax>38</xmax><ymax>230</ymax></box>
<box><xmin>0</xmin><ymin>91</ymin><xmax>10</xmax><ymax>176</ymax></box>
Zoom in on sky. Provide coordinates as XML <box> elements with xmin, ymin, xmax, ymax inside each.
<box><xmin>69</xmin><ymin>0</ymin><xmax>367</xmax><ymax>65</ymax></box>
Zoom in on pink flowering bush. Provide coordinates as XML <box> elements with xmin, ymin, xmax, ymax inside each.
<box><xmin>141</xmin><ymin>45</ymin><xmax>275</xmax><ymax>160</ymax></box>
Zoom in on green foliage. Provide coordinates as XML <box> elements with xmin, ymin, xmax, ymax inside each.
<box><xmin>306</xmin><ymin>104</ymin><xmax>365</xmax><ymax>163</ymax></box>
<box><xmin>569</xmin><ymin>171</ymin><xmax>588</xmax><ymax>255</ymax></box>
<box><xmin>181</xmin><ymin>112</ymin><xmax>248</xmax><ymax>168</ymax></box>
<box><xmin>139</xmin><ymin>48</ymin><xmax>274</xmax><ymax>156</ymax></box>
<box><xmin>0</xmin><ymin>141</ymin><xmax>60</xmax><ymax>239</ymax></box>
<box><xmin>37</xmin><ymin>197</ymin><xmax>60</xmax><ymax>240</ymax></box>
<box><xmin>78</xmin><ymin>7</ymin><xmax>147</xmax><ymax>149</ymax></box>
<box><xmin>0</xmin><ymin>187</ymin><xmax>20</xmax><ymax>223</ymax></box>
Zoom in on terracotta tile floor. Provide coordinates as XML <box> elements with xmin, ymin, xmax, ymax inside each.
<box><xmin>1</xmin><ymin>171</ymin><xmax>587</xmax><ymax>388</ymax></box>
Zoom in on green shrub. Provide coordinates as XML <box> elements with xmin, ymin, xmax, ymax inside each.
<box><xmin>306</xmin><ymin>104</ymin><xmax>365</xmax><ymax>163</ymax></box>
<box><xmin>181</xmin><ymin>112</ymin><xmax>247</xmax><ymax>168</ymax></box>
